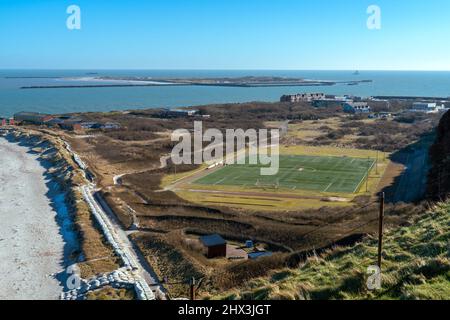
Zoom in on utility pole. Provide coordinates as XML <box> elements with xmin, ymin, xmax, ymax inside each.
<box><xmin>366</xmin><ymin>172</ymin><xmax>369</xmax><ymax>193</ymax></box>
<box><xmin>366</xmin><ymin>157</ymin><xmax>370</xmax><ymax>193</ymax></box>
<box><xmin>378</xmin><ymin>192</ymin><xmax>385</xmax><ymax>269</ymax></box>
<box><xmin>189</xmin><ymin>277</ymin><xmax>196</xmax><ymax>300</ymax></box>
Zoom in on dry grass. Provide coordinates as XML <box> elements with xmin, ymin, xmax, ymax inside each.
<box><xmin>131</xmin><ymin>231</ymin><xmax>207</xmax><ymax>298</ymax></box>
<box><xmin>71</xmin><ymin>189</ymin><xmax>120</xmax><ymax>278</ymax></box>
<box><xmin>86</xmin><ymin>286</ymin><xmax>135</xmax><ymax>300</ymax></box>
<box><xmin>211</xmin><ymin>202</ymin><xmax>450</xmax><ymax>300</ymax></box>
<box><xmin>175</xmin><ymin>190</ymin><xmax>352</xmax><ymax>211</ymax></box>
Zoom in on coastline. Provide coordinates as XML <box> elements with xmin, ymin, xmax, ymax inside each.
<box><xmin>19</xmin><ymin>78</ymin><xmax>371</xmax><ymax>89</ymax></box>
<box><xmin>0</xmin><ymin>128</ymin><xmax>161</xmax><ymax>300</ymax></box>
<box><xmin>0</xmin><ymin>132</ymin><xmax>79</xmax><ymax>299</ymax></box>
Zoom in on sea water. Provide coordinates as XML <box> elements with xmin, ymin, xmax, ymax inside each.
<box><xmin>1</xmin><ymin>70</ymin><xmax>449</xmax><ymax>117</ymax></box>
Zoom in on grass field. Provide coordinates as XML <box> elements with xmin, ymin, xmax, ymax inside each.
<box><xmin>194</xmin><ymin>155</ymin><xmax>375</xmax><ymax>194</ymax></box>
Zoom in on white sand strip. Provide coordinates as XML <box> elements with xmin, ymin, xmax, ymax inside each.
<box><xmin>0</xmin><ymin>137</ymin><xmax>75</xmax><ymax>300</ymax></box>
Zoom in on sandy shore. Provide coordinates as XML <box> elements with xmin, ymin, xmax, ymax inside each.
<box><xmin>0</xmin><ymin>136</ymin><xmax>77</xmax><ymax>300</ymax></box>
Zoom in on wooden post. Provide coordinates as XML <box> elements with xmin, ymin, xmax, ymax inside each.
<box><xmin>376</xmin><ymin>150</ymin><xmax>379</xmax><ymax>175</ymax></box>
<box><xmin>189</xmin><ymin>277</ymin><xmax>196</xmax><ymax>300</ymax></box>
<box><xmin>366</xmin><ymin>156</ymin><xmax>370</xmax><ymax>193</ymax></box>
<box><xmin>366</xmin><ymin>172</ymin><xmax>369</xmax><ymax>193</ymax></box>
<box><xmin>378</xmin><ymin>192</ymin><xmax>385</xmax><ymax>269</ymax></box>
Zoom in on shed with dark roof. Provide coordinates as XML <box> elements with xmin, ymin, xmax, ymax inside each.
<box><xmin>199</xmin><ymin>234</ymin><xmax>227</xmax><ymax>259</ymax></box>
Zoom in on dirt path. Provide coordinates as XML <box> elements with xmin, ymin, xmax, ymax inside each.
<box><xmin>183</xmin><ymin>188</ymin><xmax>331</xmax><ymax>200</ymax></box>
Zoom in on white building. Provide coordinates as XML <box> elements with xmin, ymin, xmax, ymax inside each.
<box><xmin>411</xmin><ymin>102</ymin><xmax>446</xmax><ymax>113</ymax></box>
<box><xmin>343</xmin><ymin>102</ymin><xmax>371</xmax><ymax>114</ymax></box>
<box><xmin>280</xmin><ymin>93</ymin><xmax>325</xmax><ymax>103</ymax></box>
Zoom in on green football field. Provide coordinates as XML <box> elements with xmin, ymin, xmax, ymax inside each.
<box><xmin>194</xmin><ymin>155</ymin><xmax>375</xmax><ymax>194</ymax></box>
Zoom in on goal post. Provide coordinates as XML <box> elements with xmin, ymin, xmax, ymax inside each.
<box><xmin>353</xmin><ymin>158</ymin><xmax>376</xmax><ymax>194</ymax></box>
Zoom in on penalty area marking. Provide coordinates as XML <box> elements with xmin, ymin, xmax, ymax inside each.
<box><xmin>323</xmin><ymin>183</ymin><xmax>333</xmax><ymax>192</ymax></box>
<box><xmin>214</xmin><ymin>177</ymin><xmax>227</xmax><ymax>185</ymax></box>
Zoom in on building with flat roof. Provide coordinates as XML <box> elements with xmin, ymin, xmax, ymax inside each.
<box><xmin>411</xmin><ymin>102</ymin><xmax>447</xmax><ymax>113</ymax></box>
<box><xmin>248</xmin><ymin>251</ymin><xmax>273</xmax><ymax>260</ymax></box>
<box><xmin>343</xmin><ymin>102</ymin><xmax>371</xmax><ymax>114</ymax></box>
<box><xmin>59</xmin><ymin>120</ymin><xmax>83</xmax><ymax>131</ymax></box>
<box><xmin>14</xmin><ymin>112</ymin><xmax>53</xmax><ymax>124</ymax></box>
<box><xmin>280</xmin><ymin>93</ymin><xmax>325</xmax><ymax>103</ymax></box>
<box><xmin>155</xmin><ymin>109</ymin><xmax>199</xmax><ymax>118</ymax></box>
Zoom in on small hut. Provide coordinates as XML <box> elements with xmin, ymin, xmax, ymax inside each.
<box><xmin>199</xmin><ymin>234</ymin><xmax>227</xmax><ymax>259</ymax></box>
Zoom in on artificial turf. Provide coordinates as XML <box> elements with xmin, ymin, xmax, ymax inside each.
<box><xmin>194</xmin><ymin>155</ymin><xmax>375</xmax><ymax>193</ymax></box>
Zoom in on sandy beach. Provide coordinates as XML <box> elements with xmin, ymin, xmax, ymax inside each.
<box><xmin>0</xmin><ymin>136</ymin><xmax>76</xmax><ymax>300</ymax></box>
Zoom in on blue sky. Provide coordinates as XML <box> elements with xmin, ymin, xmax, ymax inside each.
<box><xmin>0</xmin><ymin>0</ymin><xmax>449</xmax><ymax>70</ymax></box>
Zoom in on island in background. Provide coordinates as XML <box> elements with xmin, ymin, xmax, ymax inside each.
<box><xmin>19</xmin><ymin>76</ymin><xmax>372</xmax><ymax>89</ymax></box>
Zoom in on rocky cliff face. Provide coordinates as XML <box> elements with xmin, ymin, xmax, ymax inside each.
<box><xmin>428</xmin><ymin>110</ymin><xmax>450</xmax><ymax>199</ymax></box>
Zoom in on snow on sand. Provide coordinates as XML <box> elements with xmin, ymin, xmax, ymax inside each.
<box><xmin>0</xmin><ymin>137</ymin><xmax>75</xmax><ymax>300</ymax></box>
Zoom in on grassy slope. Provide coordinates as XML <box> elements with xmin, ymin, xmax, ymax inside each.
<box><xmin>212</xmin><ymin>203</ymin><xmax>450</xmax><ymax>300</ymax></box>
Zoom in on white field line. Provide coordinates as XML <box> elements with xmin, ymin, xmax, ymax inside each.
<box><xmin>214</xmin><ymin>177</ymin><xmax>227</xmax><ymax>185</ymax></box>
<box><xmin>323</xmin><ymin>182</ymin><xmax>334</xmax><ymax>193</ymax></box>
<box><xmin>352</xmin><ymin>159</ymin><xmax>376</xmax><ymax>194</ymax></box>
<box><xmin>165</xmin><ymin>165</ymin><xmax>208</xmax><ymax>189</ymax></box>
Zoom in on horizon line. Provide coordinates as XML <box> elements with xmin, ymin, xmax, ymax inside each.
<box><xmin>1</xmin><ymin>68</ymin><xmax>450</xmax><ymax>72</ymax></box>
